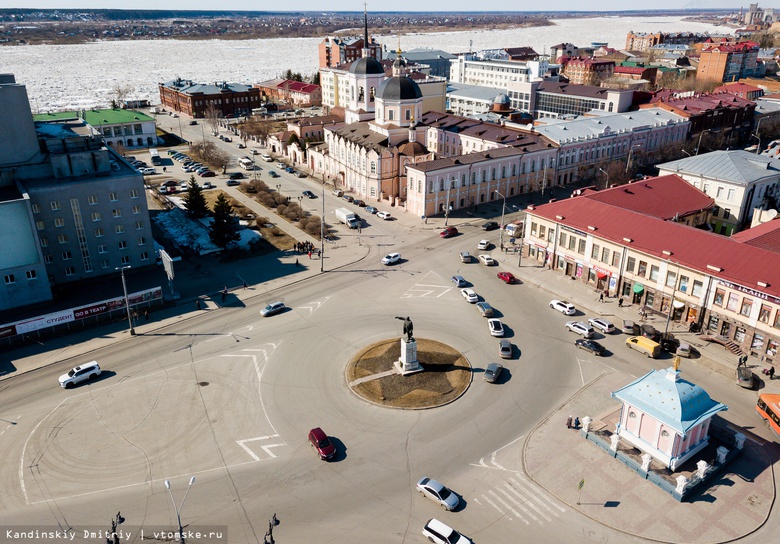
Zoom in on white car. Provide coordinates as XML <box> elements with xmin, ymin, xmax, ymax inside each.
<box><xmin>477</xmin><ymin>239</ymin><xmax>491</xmax><ymax>250</ymax></box>
<box><xmin>416</xmin><ymin>478</ymin><xmax>460</xmax><ymax>511</ymax></box>
<box><xmin>422</xmin><ymin>518</ymin><xmax>472</xmax><ymax>544</ymax></box>
<box><xmin>479</xmin><ymin>254</ymin><xmax>496</xmax><ymax>266</ymax></box>
<box><xmin>460</xmin><ymin>288</ymin><xmax>478</xmax><ymax>303</ymax></box>
<box><xmin>550</xmin><ymin>299</ymin><xmax>576</xmax><ymax>315</ymax></box>
<box><xmin>202</xmin><ymin>181</ymin><xmax>214</xmax><ymax>189</ymax></box>
<box><xmin>588</xmin><ymin>317</ymin><xmax>615</xmax><ymax>334</ymax></box>
<box><xmin>566</xmin><ymin>321</ymin><xmax>594</xmax><ymax>338</ymax></box>
<box><xmin>488</xmin><ymin>318</ymin><xmax>504</xmax><ymax>337</ymax></box>
<box><xmin>58</xmin><ymin>361</ymin><xmax>101</xmax><ymax>389</ymax></box>
<box><xmin>381</xmin><ymin>252</ymin><xmax>401</xmax><ymax>265</ymax></box>
<box><xmin>140</xmin><ymin>167</ymin><xmax>157</xmax><ymax>175</ymax></box>
<box><xmin>260</xmin><ymin>301</ymin><xmax>286</xmax><ymax>317</ymax></box>
<box><xmin>377</xmin><ymin>211</ymin><xmax>391</xmax><ymax>220</ymax></box>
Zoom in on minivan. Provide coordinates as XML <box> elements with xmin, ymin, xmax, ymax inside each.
<box><xmin>625</xmin><ymin>336</ymin><xmax>661</xmax><ymax>358</ymax></box>
<box><xmin>459</xmin><ymin>251</ymin><xmax>471</xmax><ymax>263</ymax></box>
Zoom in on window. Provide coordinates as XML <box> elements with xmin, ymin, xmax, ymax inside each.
<box><xmin>58</xmin><ymin>234</ymin><xmax>68</xmax><ymax>244</ymax></box>
<box><xmin>611</xmin><ymin>252</ymin><xmax>621</xmax><ymax>267</ymax></box>
<box><xmin>649</xmin><ymin>265</ymin><xmax>659</xmax><ymax>282</ymax></box>
<box><xmin>98</xmin><ymin>245</ymin><xmax>107</xmax><ymax>254</ymax></box>
<box><xmin>559</xmin><ymin>232</ymin><xmax>566</xmax><ymax>246</ymax></box>
<box><xmin>88</xmin><ymin>195</ymin><xmax>99</xmax><ymax>205</ymax></box>
<box><xmin>740</xmin><ymin>298</ymin><xmax>753</xmax><ymax>317</ymax></box>
<box><xmin>44</xmin><ymin>255</ymin><xmax>53</xmax><ymax>264</ymax></box>
<box><xmin>40</xmin><ymin>238</ymin><xmax>49</xmax><ymax>247</ymax></box>
<box><xmin>112</xmin><ymin>209</ymin><xmax>122</xmax><ymax>218</ymax></box>
<box><xmin>713</xmin><ymin>289</ymin><xmax>725</xmax><ymax>306</ymax></box>
<box><xmin>602</xmin><ymin>248</ymin><xmax>610</xmax><ymax>264</ymax></box>
<box><xmin>539</xmin><ymin>225</ymin><xmax>546</xmax><ymax>239</ymax></box>
<box><xmin>62</xmin><ymin>251</ymin><xmax>72</xmax><ymax>261</ymax></box>
<box><xmin>637</xmin><ymin>261</ymin><xmax>647</xmax><ymax>277</ymax></box>
<box><xmin>118</xmin><ymin>241</ymin><xmax>127</xmax><ymax>250</ymax></box>
<box><xmin>129</xmin><ymin>189</ymin><xmax>139</xmax><ymax>199</ymax></box>
<box><xmin>135</xmin><ymin>221</ymin><xmax>144</xmax><ymax>230</ymax></box>
<box><xmin>115</xmin><ymin>225</ymin><xmax>125</xmax><ymax>234</ymax></box>
<box><xmin>36</xmin><ymin>221</ymin><xmax>45</xmax><ymax>231</ymax></box>
<box><xmin>121</xmin><ymin>255</ymin><xmax>130</xmax><ymax>265</ymax></box>
<box><xmin>101</xmin><ymin>260</ymin><xmax>110</xmax><ymax>269</ymax></box>
<box><xmin>31</xmin><ymin>204</ymin><xmax>41</xmax><ymax>214</ymax></box>
<box><xmin>727</xmin><ymin>292</ymin><xmax>739</xmax><ymax>312</ymax></box>
<box><xmin>626</xmin><ymin>257</ymin><xmax>635</xmax><ymax>273</ymax></box>
<box><xmin>724</xmin><ymin>208</ymin><xmax>731</xmax><ymax>219</ymax></box>
<box><xmin>666</xmin><ymin>271</ymin><xmax>677</xmax><ymax>288</ymax></box>
<box><xmin>50</xmin><ymin>201</ymin><xmax>61</xmax><ymax>211</ymax></box>
<box><xmin>54</xmin><ymin>218</ymin><xmax>65</xmax><ymax>228</ymax></box>
<box><xmin>140</xmin><ymin>252</ymin><xmax>149</xmax><ymax>261</ymax></box>
<box><xmin>591</xmin><ymin>244</ymin><xmax>600</xmax><ymax>259</ymax></box>
<box><xmin>26</xmin><ymin>270</ymin><xmax>37</xmax><ymax>280</ymax></box>
<box><xmin>138</xmin><ymin>237</ymin><xmax>146</xmax><ymax>246</ymax></box>
<box><xmin>577</xmin><ymin>239</ymin><xmax>586</xmax><ymax>255</ymax></box>
<box><xmin>109</xmin><ymin>192</ymin><xmax>118</xmax><ymax>202</ymax></box>
<box><xmin>65</xmin><ymin>267</ymin><xmax>75</xmax><ymax>276</ymax></box>
<box><xmin>727</xmin><ymin>188</ymin><xmax>735</xmax><ymax>201</ymax></box>
<box><xmin>568</xmin><ymin>236</ymin><xmax>576</xmax><ymax>251</ymax></box>
<box><xmin>692</xmin><ymin>280</ymin><xmax>703</xmax><ymax>297</ymax></box>
<box><xmin>4</xmin><ymin>274</ymin><xmax>15</xmax><ymax>284</ymax></box>
<box><xmin>91</xmin><ymin>212</ymin><xmax>101</xmax><ymax>222</ymax></box>
<box><xmin>530</xmin><ymin>222</ymin><xmax>538</xmax><ymax>236</ymax></box>
<box><xmin>679</xmin><ymin>275</ymin><xmax>689</xmax><ymax>293</ymax></box>
<box><xmin>95</xmin><ymin>228</ymin><xmax>104</xmax><ymax>237</ymax></box>
<box><xmin>759</xmin><ymin>304</ymin><xmax>772</xmax><ymax>323</ymax></box>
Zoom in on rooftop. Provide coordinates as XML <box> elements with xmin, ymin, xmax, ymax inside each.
<box><xmin>730</xmin><ymin>218</ymin><xmax>780</xmax><ymax>252</ymax></box>
<box><xmin>658</xmin><ymin>150</ymin><xmax>780</xmax><ymax>185</ymax></box>
<box><xmin>446</xmin><ymin>82</ymin><xmax>508</xmax><ymax>102</ymax></box>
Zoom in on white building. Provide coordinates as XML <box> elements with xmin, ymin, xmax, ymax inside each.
<box><xmin>449</xmin><ymin>53</ymin><xmax>551</xmax><ymax>88</ymax></box>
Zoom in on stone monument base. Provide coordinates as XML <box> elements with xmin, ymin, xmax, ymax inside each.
<box><xmin>395</xmin><ymin>337</ymin><xmax>423</xmax><ymax>375</ymax></box>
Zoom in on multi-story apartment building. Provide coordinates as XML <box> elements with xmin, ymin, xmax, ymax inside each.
<box><xmin>625</xmin><ymin>32</ymin><xmax>663</xmax><ymax>52</ymax></box>
<box><xmin>318</xmin><ymin>36</ymin><xmax>382</xmax><ymax>69</ymax></box>
<box><xmin>657</xmin><ymin>150</ymin><xmax>780</xmax><ymax>235</ymax></box>
<box><xmin>559</xmin><ymin>57</ymin><xmax>615</xmax><ymax>86</ymax></box>
<box><xmin>0</xmin><ymin>75</ymin><xmax>152</xmax><ymax>312</ymax></box>
<box><xmin>449</xmin><ymin>53</ymin><xmax>550</xmax><ymax>88</ymax></box>
<box><xmin>506</xmin><ymin>80</ymin><xmax>634</xmax><ymax>119</ymax></box>
<box><xmin>696</xmin><ymin>42</ymin><xmax>760</xmax><ymax>83</ymax></box>
<box><xmin>33</xmin><ymin>108</ymin><xmax>157</xmax><ymax>149</ymax></box>
<box><xmin>158</xmin><ymin>79</ymin><xmax>261</xmax><ymax>118</ymax></box>
<box><xmin>524</xmin><ymin>181</ymin><xmax>780</xmax><ymax>359</ymax></box>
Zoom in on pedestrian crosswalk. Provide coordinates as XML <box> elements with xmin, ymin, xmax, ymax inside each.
<box><xmin>472</xmin><ymin>456</ymin><xmax>565</xmax><ymax>526</ymax></box>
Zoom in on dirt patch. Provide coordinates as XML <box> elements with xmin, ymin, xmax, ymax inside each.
<box><xmin>347</xmin><ymin>338</ymin><xmax>471</xmax><ymax>409</ymax></box>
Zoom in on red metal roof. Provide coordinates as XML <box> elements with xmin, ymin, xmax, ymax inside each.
<box><xmin>581</xmin><ymin>175</ymin><xmax>714</xmax><ymax>220</ymax></box>
<box><xmin>529</xmin><ymin>197</ymin><xmax>780</xmax><ymax>297</ymax></box>
<box><xmin>731</xmin><ymin>219</ymin><xmax>780</xmax><ymax>252</ymax></box>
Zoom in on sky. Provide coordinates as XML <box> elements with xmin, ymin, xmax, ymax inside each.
<box><xmin>0</xmin><ymin>2</ymin><xmax>746</xmax><ymax>12</ymax></box>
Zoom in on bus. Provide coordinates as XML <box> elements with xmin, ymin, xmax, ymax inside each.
<box><xmin>756</xmin><ymin>393</ymin><xmax>780</xmax><ymax>438</ymax></box>
<box><xmin>238</xmin><ymin>157</ymin><xmax>254</xmax><ymax>170</ymax></box>
<box><xmin>149</xmin><ymin>148</ymin><xmax>161</xmax><ymax>166</ymax></box>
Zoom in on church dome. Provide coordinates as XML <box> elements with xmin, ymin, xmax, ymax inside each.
<box><xmin>377</xmin><ymin>76</ymin><xmax>422</xmax><ymax>101</ymax></box>
<box><xmin>494</xmin><ymin>93</ymin><xmax>510</xmax><ymax>105</ymax></box>
<box><xmin>349</xmin><ymin>57</ymin><xmax>385</xmax><ymax>75</ymax></box>
<box><xmin>398</xmin><ymin>140</ymin><xmax>428</xmax><ymax>156</ymax></box>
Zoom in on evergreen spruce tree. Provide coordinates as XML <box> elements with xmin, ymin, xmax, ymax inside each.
<box><xmin>209</xmin><ymin>193</ymin><xmax>240</xmax><ymax>249</ymax></box>
<box><xmin>183</xmin><ymin>175</ymin><xmax>209</xmax><ymax>218</ymax></box>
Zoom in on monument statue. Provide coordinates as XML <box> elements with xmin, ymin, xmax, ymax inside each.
<box><xmin>395</xmin><ymin>316</ymin><xmax>414</xmax><ymax>342</ymax></box>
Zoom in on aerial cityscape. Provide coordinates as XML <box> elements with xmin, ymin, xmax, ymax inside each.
<box><xmin>3</xmin><ymin>4</ymin><xmax>780</xmax><ymax>544</ymax></box>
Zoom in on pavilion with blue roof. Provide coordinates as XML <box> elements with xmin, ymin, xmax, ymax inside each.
<box><xmin>611</xmin><ymin>365</ymin><xmax>727</xmax><ymax>471</ymax></box>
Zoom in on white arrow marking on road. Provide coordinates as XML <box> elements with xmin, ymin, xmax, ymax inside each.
<box><xmin>236</xmin><ymin>435</ymin><xmax>286</xmax><ymax>461</ymax></box>
<box><xmin>296</xmin><ymin>296</ymin><xmax>331</xmax><ymax>315</ymax></box>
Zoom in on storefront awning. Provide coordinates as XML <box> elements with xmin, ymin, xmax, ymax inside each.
<box><xmin>596</xmin><ymin>271</ymin><xmax>608</xmax><ymax>279</ymax></box>
<box><xmin>633</xmin><ymin>282</ymin><xmax>645</xmax><ymax>294</ymax></box>
<box><xmin>673</xmin><ymin>300</ymin><xmax>686</xmax><ymax>309</ymax></box>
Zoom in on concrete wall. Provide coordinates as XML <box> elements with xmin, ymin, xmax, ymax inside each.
<box><xmin>0</xmin><ymin>75</ymin><xmax>40</xmax><ymax>168</ymax></box>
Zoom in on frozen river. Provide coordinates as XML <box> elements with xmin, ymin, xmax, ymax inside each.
<box><xmin>2</xmin><ymin>16</ymin><xmax>731</xmax><ymax>112</ymax></box>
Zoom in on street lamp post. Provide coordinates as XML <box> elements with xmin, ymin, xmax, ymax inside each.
<box><xmin>753</xmin><ymin>117</ymin><xmax>765</xmax><ymax>155</ymax></box>
<box><xmin>321</xmin><ymin>184</ymin><xmax>325</xmax><ymax>272</ymax></box>
<box><xmin>663</xmin><ymin>261</ymin><xmax>682</xmax><ymax>340</ymax></box>
<box><xmin>297</xmin><ymin>195</ymin><xmax>304</xmax><ymax>220</ymax></box>
<box><xmin>444</xmin><ymin>183</ymin><xmax>452</xmax><ymax>226</ymax></box>
<box><xmin>598</xmin><ymin>167</ymin><xmax>609</xmax><ymax>188</ymax></box>
<box><xmin>164</xmin><ymin>477</ymin><xmax>196</xmax><ymax>544</ymax></box>
<box><xmin>681</xmin><ymin>149</ymin><xmax>692</xmax><ymax>157</ymax></box>
<box><xmin>495</xmin><ymin>190</ymin><xmax>506</xmax><ymax>250</ymax></box>
<box><xmin>117</xmin><ymin>266</ymin><xmax>135</xmax><ymax>336</ymax></box>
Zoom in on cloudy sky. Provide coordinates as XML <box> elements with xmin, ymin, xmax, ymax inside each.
<box><xmin>0</xmin><ymin>2</ymin><xmax>745</xmax><ymax>11</ymax></box>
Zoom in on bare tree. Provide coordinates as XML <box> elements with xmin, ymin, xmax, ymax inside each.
<box><xmin>112</xmin><ymin>84</ymin><xmax>134</xmax><ymax>109</ymax></box>
<box><xmin>204</xmin><ymin>101</ymin><xmax>222</xmax><ymax>138</ymax></box>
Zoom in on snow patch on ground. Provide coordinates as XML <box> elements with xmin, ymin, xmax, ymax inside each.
<box><xmin>153</xmin><ymin>206</ymin><xmax>261</xmax><ymax>256</ymax></box>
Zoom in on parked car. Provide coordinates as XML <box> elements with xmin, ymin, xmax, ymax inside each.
<box><xmin>440</xmin><ymin>226</ymin><xmax>458</xmax><ymax>238</ymax></box>
<box><xmin>736</xmin><ymin>366</ymin><xmax>755</xmax><ymax>389</ymax></box>
<box><xmin>308</xmin><ymin>427</ymin><xmax>336</xmax><ymax>460</ymax></box>
<box><xmin>202</xmin><ymin>181</ymin><xmax>214</xmax><ymax>189</ymax></box>
<box><xmin>622</xmin><ymin>319</ymin><xmax>639</xmax><ymax>335</ymax></box>
<box><xmin>58</xmin><ymin>361</ymin><xmax>101</xmax><ymax>389</ymax></box>
<box><xmin>497</xmin><ymin>272</ymin><xmax>515</xmax><ymax>284</ymax></box>
<box><xmin>484</xmin><ymin>362</ymin><xmax>504</xmax><ymax>383</ymax></box>
<box><xmin>499</xmin><ymin>339</ymin><xmax>512</xmax><ymax>359</ymax></box>
<box><xmin>353</xmin><ymin>199</ymin><xmax>366</xmax><ymax>207</ymax></box>
<box><xmin>566</xmin><ymin>321</ymin><xmax>594</xmax><ymax>338</ymax></box>
<box><xmin>260</xmin><ymin>301</ymin><xmax>286</xmax><ymax>317</ymax></box>
<box><xmin>226</xmin><ymin>179</ymin><xmax>241</xmax><ymax>187</ymax></box>
<box><xmin>575</xmin><ymin>339</ymin><xmax>606</xmax><ymax>356</ymax></box>
<box><xmin>294</xmin><ymin>171</ymin><xmax>307</xmax><ymax>178</ymax></box>
<box><xmin>550</xmin><ymin>299</ymin><xmax>576</xmax><ymax>315</ymax></box>
<box><xmin>189</xmin><ymin>120</ymin><xmax>197</xmax><ymax>125</ymax></box>
<box><xmin>450</xmin><ymin>275</ymin><xmax>467</xmax><ymax>287</ymax></box>
<box><xmin>477</xmin><ymin>239</ymin><xmax>491</xmax><ymax>250</ymax></box>
<box><xmin>140</xmin><ymin>168</ymin><xmax>157</xmax><ymax>175</ymax></box>
<box><xmin>422</xmin><ymin>519</ymin><xmax>473</xmax><ymax>544</ymax></box>
<box><xmin>381</xmin><ymin>252</ymin><xmax>401</xmax><ymax>265</ymax></box>
<box><xmin>236</xmin><ymin>143</ymin><xmax>246</xmax><ymax>149</ymax></box>
<box><xmin>180</xmin><ymin>182</ymin><xmax>189</xmax><ymax>192</ymax></box>
<box><xmin>229</xmin><ymin>172</ymin><xmax>245</xmax><ymax>180</ymax></box>
<box><xmin>460</xmin><ymin>288</ymin><xmax>478</xmax><ymax>303</ymax></box>
<box><xmin>377</xmin><ymin>211</ymin><xmax>391</xmax><ymax>220</ymax></box>
<box><xmin>479</xmin><ymin>254</ymin><xmax>496</xmax><ymax>266</ymax></box>
<box><xmin>285</xmin><ymin>166</ymin><xmax>295</xmax><ymax>173</ymax></box>
<box><xmin>302</xmin><ymin>190</ymin><xmax>316</xmax><ymax>199</ymax></box>
<box><xmin>365</xmin><ymin>206</ymin><xmax>377</xmax><ymax>214</ymax></box>
<box><xmin>200</xmin><ymin>170</ymin><xmax>215</xmax><ymax>177</ymax></box>
<box><xmin>476</xmin><ymin>302</ymin><xmax>494</xmax><ymax>317</ymax></box>
<box><xmin>276</xmin><ymin>162</ymin><xmax>286</xmax><ymax>169</ymax></box>
<box><xmin>342</xmin><ymin>194</ymin><xmax>354</xmax><ymax>203</ymax></box>
<box><xmin>488</xmin><ymin>318</ymin><xmax>504</xmax><ymax>337</ymax></box>
<box><xmin>641</xmin><ymin>324</ymin><xmax>661</xmax><ymax>342</ymax></box>
<box><xmin>268</xmin><ymin>171</ymin><xmax>280</xmax><ymax>178</ymax></box>
<box><xmin>416</xmin><ymin>477</ymin><xmax>460</xmax><ymax>511</ymax></box>
<box><xmin>588</xmin><ymin>318</ymin><xmax>615</xmax><ymax>334</ymax></box>
<box><xmin>482</xmin><ymin>221</ymin><xmax>499</xmax><ymax>231</ymax></box>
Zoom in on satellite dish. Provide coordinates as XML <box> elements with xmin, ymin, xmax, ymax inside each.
<box><xmin>766</xmin><ymin>209</ymin><xmax>778</xmax><ymax>220</ymax></box>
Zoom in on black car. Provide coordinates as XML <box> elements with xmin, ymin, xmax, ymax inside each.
<box><xmin>229</xmin><ymin>172</ymin><xmax>245</xmax><ymax>180</ymax></box>
<box><xmin>302</xmin><ymin>190</ymin><xmax>316</xmax><ymax>199</ymax></box>
<box><xmin>640</xmin><ymin>324</ymin><xmax>661</xmax><ymax>343</ymax></box>
<box><xmin>268</xmin><ymin>171</ymin><xmax>279</xmax><ymax>178</ymax></box>
<box><xmin>342</xmin><ymin>194</ymin><xmax>354</xmax><ymax>203</ymax></box>
<box><xmin>575</xmin><ymin>339</ymin><xmax>606</xmax><ymax>356</ymax></box>
<box><xmin>482</xmin><ymin>221</ymin><xmax>499</xmax><ymax>231</ymax></box>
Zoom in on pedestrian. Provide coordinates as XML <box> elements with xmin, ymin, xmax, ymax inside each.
<box><xmin>196</xmin><ymin>298</ymin><xmax>201</xmax><ymax>310</ymax></box>
<box><xmin>599</xmin><ymin>292</ymin><xmax>604</xmax><ymax>303</ymax></box>
<box><xmin>574</xmin><ymin>416</ymin><xmax>580</xmax><ymax>429</ymax></box>
<box><xmin>770</xmin><ymin>366</ymin><xmax>776</xmax><ymax>380</ymax></box>
<box><xmin>132</xmin><ymin>309</ymin><xmax>138</xmax><ymax>322</ymax></box>
<box><xmin>295</xmin><ymin>258</ymin><xmax>299</xmax><ymax>267</ymax></box>
<box><xmin>308</xmin><ymin>250</ymin><xmax>312</xmax><ymax>259</ymax></box>
<box><xmin>566</xmin><ymin>415</ymin><xmax>572</xmax><ymax>429</ymax></box>
<box><xmin>243</xmin><ymin>280</ymin><xmax>248</xmax><ymax>289</ymax></box>
<box><xmin>144</xmin><ymin>309</ymin><xmax>149</xmax><ymax>321</ymax></box>
<box><xmin>163</xmin><ymin>166</ymin><xmax>166</xmax><ymax>173</ymax></box>
<box><xmin>618</xmin><ymin>297</ymin><xmax>624</xmax><ymax>308</ymax></box>
<box><xmin>221</xmin><ymin>289</ymin><xmax>227</xmax><ymax>303</ymax></box>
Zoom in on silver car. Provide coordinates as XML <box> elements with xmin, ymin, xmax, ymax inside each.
<box><xmin>416</xmin><ymin>477</ymin><xmax>460</xmax><ymax>511</ymax></box>
<box><xmin>566</xmin><ymin>321</ymin><xmax>594</xmax><ymax>338</ymax></box>
<box><xmin>499</xmin><ymin>339</ymin><xmax>512</xmax><ymax>359</ymax></box>
<box><xmin>260</xmin><ymin>301</ymin><xmax>286</xmax><ymax>317</ymax></box>
<box><xmin>484</xmin><ymin>362</ymin><xmax>504</xmax><ymax>383</ymax></box>
<box><xmin>476</xmin><ymin>302</ymin><xmax>494</xmax><ymax>317</ymax></box>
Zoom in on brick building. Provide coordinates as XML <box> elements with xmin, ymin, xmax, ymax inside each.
<box><xmin>318</xmin><ymin>36</ymin><xmax>382</xmax><ymax>69</ymax></box>
<box><xmin>254</xmin><ymin>79</ymin><xmax>322</xmax><ymax>107</ymax></box>
<box><xmin>559</xmin><ymin>57</ymin><xmax>615</xmax><ymax>86</ymax></box>
<box><xmin>696</xmin><ymin>42</ymin><xmax>760</xmax><ymax>83</ymax></box>
<box><xmin>158</xmin><ymin>79</ymin><xmax>261</xmax><ymax>118</ymax></box>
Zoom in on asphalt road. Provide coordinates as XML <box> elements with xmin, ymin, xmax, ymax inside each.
<box><xmin>1</xmin><ymin>115</ymin><xmax>778</xmax><ymax>543</ymax></box>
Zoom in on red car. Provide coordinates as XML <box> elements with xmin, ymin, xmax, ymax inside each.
<box><xmin>440</xmin><ymin>226</ymin><xmax>458</xmax><ymax>238</ymax></box>
<box><xmin>308</xmin><ymin>427</ymin><xmax>336</xmax><ymax>460</ymax></box>
<box><xmin>497</xmin><ymin>272</ymin><xmax>516</xmax><ymax>284</ymax></box>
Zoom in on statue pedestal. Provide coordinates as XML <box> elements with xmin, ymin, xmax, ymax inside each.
<box><xmin>394</xmin><ymin>337</ymin><xmax>423</xmax><ymax>375</ymax></box>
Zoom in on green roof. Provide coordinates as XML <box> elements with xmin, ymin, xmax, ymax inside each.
<box><xmin>33</xmin><ymin>108</ymin><xmax>153</xmax><ymax>125</ymax></box>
